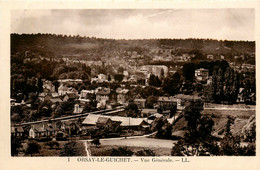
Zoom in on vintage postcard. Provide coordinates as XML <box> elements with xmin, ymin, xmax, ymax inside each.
<box><xmin>0</xmin><ymin>1</ymin><xmax>259</xmax><ymax>170</ymax></box>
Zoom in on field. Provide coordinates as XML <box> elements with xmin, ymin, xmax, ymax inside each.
<box><xmin>89</xmin><ymin>145</ymin><xmax>172</xmax><ymax>156</ymax></box>
<box><xmin>64</xmin><ymin>43</ymin><xmax>100</xmax><ymax>49</ymax></box>
<box><xmin>202</xmin><ymin>107</ymin><xmax>255</xmax><ymax>137</ymax></box>
<box><xmin>19</xmin><ymin>140</ymin><xmax>68</xmax><ymax>157</ymax></box>
<box><xmin>171</xmin><ymin>105</ymin><xmax>255</xmax><ymax>138</ymax></box>
<box><xmin>86</xmin><ymin>137</ymin><xmax>177</xmax><ymax>156</ymax></box>
<box><xmin>203</xmin><ymin>109</ymin><xmax>255</xmax><ymax>119</ymax></box>
<box><xmin>204</xmin><ymin>103</ymin><xmax>255</xmax><ymax>110</ymax></box>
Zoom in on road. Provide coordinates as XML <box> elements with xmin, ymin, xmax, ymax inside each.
<box><xmin>99</xmin><ymin>137</ymin><xmax>177</xmax><ymax>148</ymax></box>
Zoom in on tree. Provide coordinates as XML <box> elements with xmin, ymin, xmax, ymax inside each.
<box><xmin>151</xmin><ymin>117</ymin><xmax>172</xmax><ymax>139</ymax></box>
<box><xmin>146</xmin><ymin>96</ymin><xmax>158</xmax><ymax>109</ymax></box>
<box><xmin>107</xmin><ymin>74</ymin><xmax>111</xmax><ymax>81</ymax></box>
<box><xmin>125</xmin><ymin>102</ymin><xmax>139</xmax><ymax>117</ymax></box>
<box><xmin>211</xmin><ymin>66</ymin><xmax>224</xmax><ymax>103</ymax></box>
<box><xmin>171</xmin><ymin>141</ymin><xmax>185</xmax><ymax>156</ymax></box>
<box><xmin>181</xmin><ymin>80</ymin><xmax>194</xmax><ymax>95</ymax></box>
<box><xmin>142</xmin><ymin>86</ymin><xmax>161</xmax><ymax>98</ymax></box>
<box><xmin>239</xmin><ymin>143</ymin><xmax>255</xmax><ymax>156</ymax></box>
<box><xmin>25</xmin><ymin>141</ymin><xmax>41</xmax><ymax>156</ymax></box>
<box><xmin>37</xmin><ymin>78</ymin><xmax>43</xmax><ymax>93</ymax></box>
<box><xmin>244</xmin><ymin>122</ymin><xmax>256</xmax><ymax>143</ymax></box>
<box><xmin>179</xmin><ymin>102</ymin><xmax>217</xmax><ymax>156</ymax></box>
<box><xmin>38</xmin><ymin>100</ymin><xmax>52</xmax><ymax>118</ymax></box>
<box><xmin>160</xmin><ymin>68</ymin><xmax>164</xmax><ymax>77</ymax></box>
<box><xmin>225</xmin><ymin>116</ymin><xmax>234</xmax><ymax>136</ymax></box>
<box><xmin>183</xmin><ymin>103</ymin><xmax>202</xmax><ymax>134</ymax></box>
<box><xmin>137</xmin><ymin>79</ymin><xmax>145</xmax><ymax>85</ymax></box>
<box><xmin>60</xmin><ymin>141</ymin><xmax>86</xmax><ymax>156</ymax></box>
<box><xmin>242</xmin><ymin>78</ymin><xmax>254</xmax><ymax>104</ymax></box>
<box><xmin>162</xmin><ymin>72</ymin><xmax>181</xmax><ymax>95</ymax></box>
<box><xmin>189</xmin><ymin>49</ymin><xmax>205</xmax><ymax>60</ymax></box>
<box><xmin>114</xmin><ymin>74</ymin><xmax>124</xmax><ymax>82</ymax></box>
<box><xmin>220</xmin><ymin>136</ymin><xmax>239</xmax><ymax>156</ymax></box>
<box><xmin>169</xmin><ymin>104</ymin><xmax>177</xmax><ymax>119</ymax></box>
<box><xmin>86</xmin><ymin>100</ymin><xmax>98</xmax><ymax>111</ymax></box>
<box><xmin>210</xmin><ymin>61</ymin><xmax>234</xmax><ymax>104</ymax></box>
<box><xmin>148</xmin><ymin>74</ymin><xmax>161</xmax><ymax>87</ymax></box>
<box><xmin>197</xmin><ymin>116</ymin><xmax>214</xmax><ymax>140</ymax></box>
<box><xmin>91</xmin><ymin>138</ymin><xmax>101</xmax><ymax>148</ymax></box>
<box><xmin>52</xmin><ymin>105</ymin><xmax>64</xmax><ymax>118</ymax></box>
<box><xmin>11</xmin><ymin>113</ymin><xmax>21</xmax><ymax>123</ymax></box>
<box><xmin>223</xmin><ymin>67</ymin><xmax>239</xmax><ymax>104</ymax></box>
<box><xmin>11</xmin><ymin>136</ymin><xmax>22</xmax><ymax>156</ymax></box>
<box><xmin>110</xmin><ymin>147</ymin><xmax>134</xmax><ymax>156</ymax></box>
<box><xmin>83</xmin><ymin>65</ymin><xmax>91</xmax><ymax>76</ymax></box>
<box><xmin>195</xmin><ymin>83</ymin><xmax>203</xmax><ymax>95</ymax></box>
<box><xmin>52</xmin><ymin>80</ymin><xmax>60</xmax><ymax>92</ymax></box>
<box><xmin>157</xmin><ymin>106</ymin><xmax>163</xmax><ymax>114</ymax></box>
<box><xmin>182</xmin><ymin>63</ymin><xmax>195</xmax><ymax>81</ymax></box>
<box><xmin>60</xmin><ymin>101</ymin><xmax>75</xmax><ymax>115</ymax></box>
<box><xmin>118</xmin><ymin>67</ymin><xmax>124</xmax><ymax>74</ymax></box>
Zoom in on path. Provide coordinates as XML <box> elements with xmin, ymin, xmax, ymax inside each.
<box><xmin>80</xmin><ymin>131</ymin><xmax>156</xmax><ymax>143</ymax></box>
<box><xmin>84</xmin><ymin>141</ymin><xmax>91</xmax><ymax>157</ymax></box>
<box><xmin>204</xmin><ymin>107</ymin><xmax>255</xmax><ymax>111</ymax></box>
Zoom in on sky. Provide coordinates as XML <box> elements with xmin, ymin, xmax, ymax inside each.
<box><xmin>11</xmin><ymin>9</ymin><xmax>255</xmax><ymax>41</ymax></box>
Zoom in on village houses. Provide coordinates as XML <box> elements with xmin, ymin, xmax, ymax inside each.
<box><xmin>116</xmin><ymin>88</ymin><xmax>130</xmax><ymax>105</ymax></box>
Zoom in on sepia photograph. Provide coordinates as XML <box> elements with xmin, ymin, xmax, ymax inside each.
<box><xmin>10</xmin><ymin>8</ymin><xmax>256</xmax><ymax>157</ymax></box>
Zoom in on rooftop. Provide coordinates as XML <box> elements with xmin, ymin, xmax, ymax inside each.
<box><xmin>175</xmin><ymin>94</ymin><xmax>201</xmax><ymax>101</ymax></box>
<box><xmin>116</xmin><ymin>88</ymin><xmax>129</xmax><ymax>94</ymax></box>
<box><xmin>96</xmin><ymin>87</ymin><xmax>111</xmax><ymax>95</ymax></box>
<box><xmin>82</xmin><ymin>114</ymin><xmax>152</xmax><ymax>126</ymax></box>
<box><xmin>11</xmin><ymin>126</ymin><xmax>24</xmax><ymax>133</ymax></box>
<box><xmin>65</xmin><ymin>93</ymin><xmax>78</xmax><ymax>99</ymax></box>
<box><xmin>49</xmin><ymin>98</ymin><xmax>63</xmax><ymax>103</ymax></box>
<box><xmin>134</xmin><ymin>98</ymin><xmax>146</xmax><ymax>102</ymax></box>
<box><xmin>158</xmin><ymin>96</ymin><xmax>178</xmax><ymax>102</ymax></box>
<box><xmin>96</xmin><ymin>117</ymin><xmax>112</xmax><ymax>124</ymax></box>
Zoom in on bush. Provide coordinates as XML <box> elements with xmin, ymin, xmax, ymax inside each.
<box><xmin>26</xmin><ymin>140</ymin><xmax>41</xmax><ymax>156</ymax></box>
<box><xmin>110</xmin><ymin>147</ymin><xmax>134</xmax><ymax>156</ymax></box>
<box><xmin>91</xmin><ymin>138</ymin><xmax>101</xmax><ymax>148</ymax></box>
<box><xmin>38</xmin><ymin>137</ymin><xmax>52</xmax><ymax>142</ymax></box>
<box><xmin>135</xmin><ymin>149</ymin><xmax>156</xmax><ymax>156</ymax></box>
<box><xmin>171</xmin><ymin>142</ymin><xmax>184</xmax><ymax>156</ymax></box>
<box><xmin>11</xmin><ymin>136</ymin><xmax>22</xmax><ymax>156</ymax></box>
<box><xmin>46</xmin><ymin>141</ymin><xmax>60</xmax><ymax>149</ymax></box>
<box><xmin>60</xmin><ymin>141</ymin><xmax>86</xmax><ymax>156</ymax></box>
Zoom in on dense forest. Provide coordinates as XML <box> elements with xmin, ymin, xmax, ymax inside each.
<box><xmin>11</xmin><ymin>33</ymin><xmax>255</xmax><ymax>60</ymax></box>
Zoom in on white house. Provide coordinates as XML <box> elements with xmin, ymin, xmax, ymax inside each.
<box><xmin>116</xmin><ymin>88</ymin><xmax>130</xmax><ymax>105</ymax></box>
<box><xmin>96</xmin><ymin>87</ymin><xmax>110</xmax><ymax>103</ymax></box>
<box><xmin>43</xmin><ymin>80</ymin><xmax>55</xmax><ymax>93</ymax></box>
<box><xmin>73</xmin><ymin>104</ymin><xmax>84</xmax><ymax>114</ymax></box>
<box><xmin>195</xmin><ymin>68</ymin><xmax>209</xmax><ymax>82</ymax></box>
<box><xmin>91</xmin><ymin>74</ymin><xmax>107</xmax><ymax>83</ymax></box>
